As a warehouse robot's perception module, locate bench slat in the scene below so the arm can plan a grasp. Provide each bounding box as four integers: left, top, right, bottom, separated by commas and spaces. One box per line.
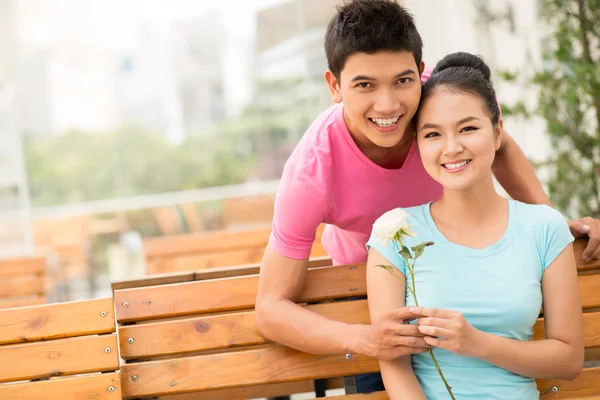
0, 298, 115, 345
0, 258, 45, 278
114, 261, 599, 324
112, 256, 332, 291
579, 274, 600, 309
115, 263, 364, 323
0, 296, 47, 310
538, 366, 600, 398
148, 247, 269, 274
322, 367, 600, 400
158, 379, 320, 400
534, 311, 600, 348
0, 371, 121, 400
121, 346, 378, 398
120, 303, 600, 361
0, 334, 119, 383
0, 276, 44, 298
147, 244, 326, 274
119, 300, 369, 359
144, 227, 274, 258
574, 240, 600, 272
325, 393, 389, 400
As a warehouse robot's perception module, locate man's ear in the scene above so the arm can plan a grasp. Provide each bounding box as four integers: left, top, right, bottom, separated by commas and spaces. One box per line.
324, 70, 342, 103
419, 61, 425, 75
495, 118, 504, 151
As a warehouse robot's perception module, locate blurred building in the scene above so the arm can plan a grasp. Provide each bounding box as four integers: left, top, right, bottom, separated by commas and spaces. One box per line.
116, 10, 227, 143
115, 25, 182, 140
171, 11, 227, 136
0, 0, 34, 256
254, 0, 339, 117
13, 0, 120, 136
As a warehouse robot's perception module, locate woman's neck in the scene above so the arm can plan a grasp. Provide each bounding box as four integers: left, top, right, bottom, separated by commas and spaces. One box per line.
433, 175, 507, 230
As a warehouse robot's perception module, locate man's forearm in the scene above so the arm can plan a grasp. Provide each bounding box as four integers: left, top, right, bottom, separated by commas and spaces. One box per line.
493, 131, 552, 206
256, 298, 368, 355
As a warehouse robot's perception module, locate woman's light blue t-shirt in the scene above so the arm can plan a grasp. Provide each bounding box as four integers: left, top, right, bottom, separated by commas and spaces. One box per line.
366, 200, 574, 400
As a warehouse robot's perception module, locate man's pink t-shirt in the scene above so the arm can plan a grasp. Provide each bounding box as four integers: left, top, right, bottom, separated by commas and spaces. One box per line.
268, 68, 443, 265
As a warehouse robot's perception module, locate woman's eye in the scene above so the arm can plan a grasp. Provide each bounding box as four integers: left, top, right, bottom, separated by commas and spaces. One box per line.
460, 126, 478, 132
424, 132, 440, 139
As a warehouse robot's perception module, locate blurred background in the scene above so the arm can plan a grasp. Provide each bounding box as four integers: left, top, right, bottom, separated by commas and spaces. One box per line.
0, 0, 598, 302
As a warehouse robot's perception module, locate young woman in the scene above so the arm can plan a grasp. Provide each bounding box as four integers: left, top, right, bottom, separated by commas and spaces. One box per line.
366, 52, 584, 399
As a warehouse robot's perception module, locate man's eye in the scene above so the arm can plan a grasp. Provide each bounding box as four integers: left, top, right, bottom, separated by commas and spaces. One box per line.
397, 78, 412, 84
424, 132, 440, 139
356, 82, 373, 89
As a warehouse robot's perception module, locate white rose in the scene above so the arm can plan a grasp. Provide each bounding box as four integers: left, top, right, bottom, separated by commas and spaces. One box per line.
372, 208, 416, 246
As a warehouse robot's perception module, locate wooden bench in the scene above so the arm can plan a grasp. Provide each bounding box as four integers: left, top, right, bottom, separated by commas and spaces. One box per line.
0, 256, 47, 309
222, 193, 275, 229
0, 298, 121, 399
112, 256, 332, 291
113, 238, 599, 399
143, 224, 327, 275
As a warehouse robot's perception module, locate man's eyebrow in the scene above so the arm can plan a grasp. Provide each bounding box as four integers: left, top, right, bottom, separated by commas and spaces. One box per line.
394, 69, 417, 79
351, 75, 375, 82
351, 69, 416, 82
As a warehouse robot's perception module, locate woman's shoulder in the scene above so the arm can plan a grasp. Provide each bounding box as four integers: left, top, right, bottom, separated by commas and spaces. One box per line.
510, 200, 565, 227
509, 200, 572, 251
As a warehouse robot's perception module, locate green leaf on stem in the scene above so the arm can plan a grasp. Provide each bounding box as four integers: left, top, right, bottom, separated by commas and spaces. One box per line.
375, 264, 395, 275
400, 246, 413, 260
411, 241, 434, 259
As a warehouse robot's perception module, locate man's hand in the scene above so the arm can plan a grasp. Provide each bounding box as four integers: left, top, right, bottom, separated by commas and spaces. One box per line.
361, 307, 431, 361
568, 217, 600, 261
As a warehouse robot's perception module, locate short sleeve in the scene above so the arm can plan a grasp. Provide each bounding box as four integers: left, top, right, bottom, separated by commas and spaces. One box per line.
541, 206, 575, 272
366, 229, 407, 276
268, 167, 325, 260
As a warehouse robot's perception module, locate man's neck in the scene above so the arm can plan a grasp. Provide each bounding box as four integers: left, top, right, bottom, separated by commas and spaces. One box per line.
351, 125, 415, 170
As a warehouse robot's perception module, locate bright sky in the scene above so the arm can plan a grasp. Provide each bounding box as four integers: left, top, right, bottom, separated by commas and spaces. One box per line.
16, 0, 286, 49
15, 0, 289, 116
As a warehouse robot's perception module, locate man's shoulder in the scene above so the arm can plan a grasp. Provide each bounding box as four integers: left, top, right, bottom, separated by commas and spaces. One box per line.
283, 103, 343, 176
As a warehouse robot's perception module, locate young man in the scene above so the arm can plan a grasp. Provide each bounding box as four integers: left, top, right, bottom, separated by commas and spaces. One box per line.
255, 0, 600, 394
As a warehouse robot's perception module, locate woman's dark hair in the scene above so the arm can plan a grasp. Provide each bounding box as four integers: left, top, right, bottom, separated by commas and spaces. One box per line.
420, 52, 500, 125
325, 0, 423, 80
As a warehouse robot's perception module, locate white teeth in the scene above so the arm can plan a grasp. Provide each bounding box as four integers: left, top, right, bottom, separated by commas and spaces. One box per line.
444, 160, 470, 169
371, 116, 400, 127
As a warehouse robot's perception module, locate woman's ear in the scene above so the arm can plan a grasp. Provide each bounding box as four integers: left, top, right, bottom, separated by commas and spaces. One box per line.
495, 118, 504, 151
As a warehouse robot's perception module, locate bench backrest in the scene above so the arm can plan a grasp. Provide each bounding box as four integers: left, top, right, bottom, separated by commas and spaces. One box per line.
113, 239, 600, 399
143, 224, 327, 274
0, 257, 47, 309
0, 298, 122, 399
222, 193, 275, 229
111, 256, 333, 291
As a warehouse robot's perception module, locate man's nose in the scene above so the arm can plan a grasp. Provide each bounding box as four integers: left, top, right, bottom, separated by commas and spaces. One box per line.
373, 89, 399, 115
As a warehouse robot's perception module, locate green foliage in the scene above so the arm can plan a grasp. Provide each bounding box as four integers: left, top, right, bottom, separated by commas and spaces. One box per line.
23, 125, 258, 206
499, 0, 600, 218
23, 77, 317, 207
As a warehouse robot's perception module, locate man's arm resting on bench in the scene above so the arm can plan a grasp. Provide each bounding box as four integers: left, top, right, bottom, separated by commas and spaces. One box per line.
255, 245, 430, 358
